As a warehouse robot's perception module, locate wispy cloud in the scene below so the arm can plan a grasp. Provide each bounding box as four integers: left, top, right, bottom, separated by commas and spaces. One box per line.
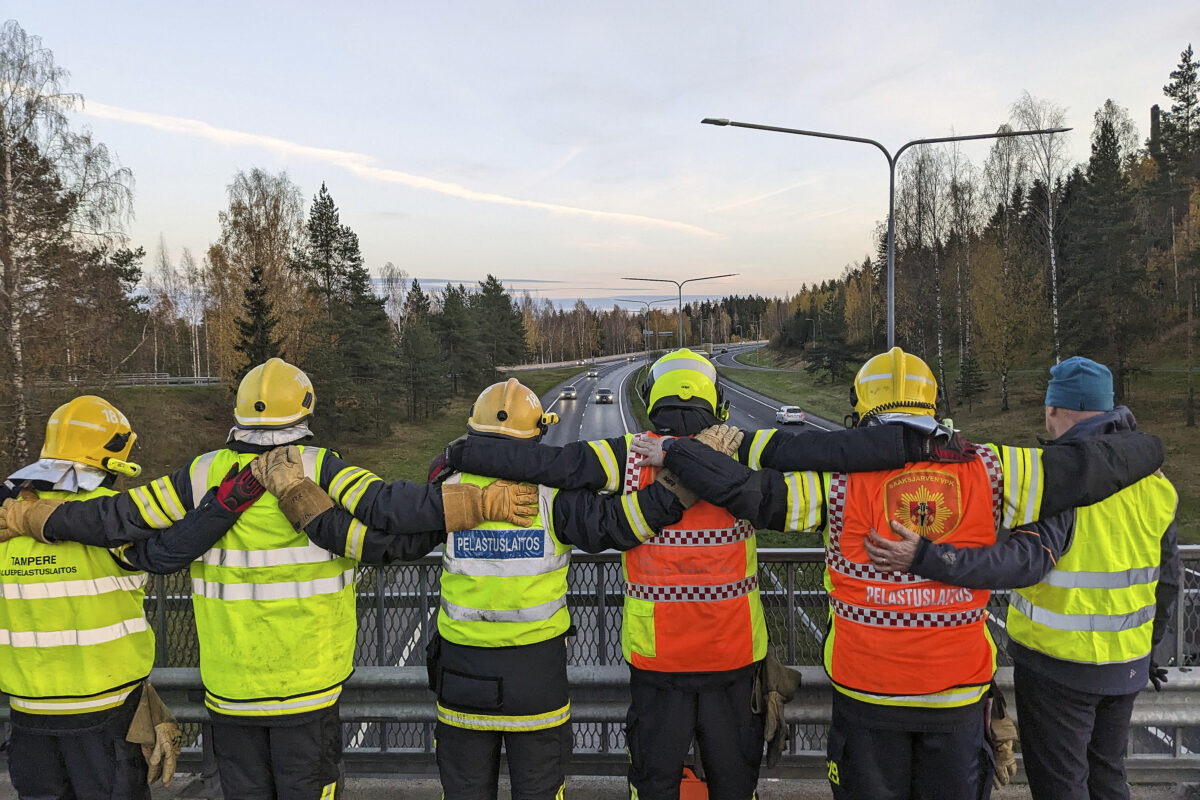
712, 178, 820, 212
83, 101, 719, 238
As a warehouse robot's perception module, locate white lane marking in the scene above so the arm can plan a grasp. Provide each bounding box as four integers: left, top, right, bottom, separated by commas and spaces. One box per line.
617, 364, 633, 434
348, 604, 437, 748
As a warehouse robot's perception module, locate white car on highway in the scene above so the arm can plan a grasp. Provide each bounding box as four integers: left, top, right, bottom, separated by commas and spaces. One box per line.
560, 386, 578, 400
775, 406, 805, 425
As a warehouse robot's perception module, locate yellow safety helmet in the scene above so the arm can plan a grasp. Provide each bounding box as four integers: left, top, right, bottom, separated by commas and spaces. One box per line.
849, 347, 938, 425
40, 395, 142, 477
639, 348, 729, 420
468, 379, 559, 439
234, 358, 315, 430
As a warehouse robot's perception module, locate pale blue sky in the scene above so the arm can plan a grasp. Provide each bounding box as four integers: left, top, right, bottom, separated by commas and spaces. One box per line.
7, 1, 1199, 305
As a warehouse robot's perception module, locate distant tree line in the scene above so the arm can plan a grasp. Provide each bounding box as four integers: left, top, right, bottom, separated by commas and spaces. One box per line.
771, 45, 1200, 419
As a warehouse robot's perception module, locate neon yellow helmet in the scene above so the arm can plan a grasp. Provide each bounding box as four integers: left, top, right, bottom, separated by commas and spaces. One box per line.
40, 396, 141, 477
234, 358, 315, 430
639, 348, 729, 420
468, 379, 559, 439
850, 347, 938, 424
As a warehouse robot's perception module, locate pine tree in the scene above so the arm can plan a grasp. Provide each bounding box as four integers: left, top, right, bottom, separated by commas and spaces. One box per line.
437, 283, 484, 396
956, 350, 988, 411
1161, 44, 1199, 181
472, 275, 527, 370
399, 280, 447, 419
234, 261, 283, 379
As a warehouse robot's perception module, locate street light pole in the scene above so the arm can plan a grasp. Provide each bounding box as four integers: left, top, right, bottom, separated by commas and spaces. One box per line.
700, 118, 1070, 349
622, 273, 738, 347
616, 298, 675, 363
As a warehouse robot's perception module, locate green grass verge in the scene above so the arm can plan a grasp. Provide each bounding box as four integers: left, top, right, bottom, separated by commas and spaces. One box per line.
720, 348, 1200, 544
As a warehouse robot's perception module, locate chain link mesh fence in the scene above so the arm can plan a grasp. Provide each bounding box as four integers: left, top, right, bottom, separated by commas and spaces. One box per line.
144, 547, 1200, 763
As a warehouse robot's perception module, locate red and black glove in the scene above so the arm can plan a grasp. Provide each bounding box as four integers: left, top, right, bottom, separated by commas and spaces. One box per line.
215, 464, 266, 512
904, 427, 975, 464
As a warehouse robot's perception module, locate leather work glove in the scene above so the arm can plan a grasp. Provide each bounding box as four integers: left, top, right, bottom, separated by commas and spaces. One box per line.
1149, 661, 1168, 691
441, 481, 540, 531
0, 491, 64, 544
655, 469, 699, 509
988, 687, 1019, 788
250, 445, 306, 497
694, 424, 743, 457
214, 463, 266, 512
126, 681, 182, 787
755, 647, 802, 768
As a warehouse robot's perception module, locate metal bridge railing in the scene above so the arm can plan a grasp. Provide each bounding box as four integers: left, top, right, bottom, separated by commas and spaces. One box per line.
6, 547, 1196, 778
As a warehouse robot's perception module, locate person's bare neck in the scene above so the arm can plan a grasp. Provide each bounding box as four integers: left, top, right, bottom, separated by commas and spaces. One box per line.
1046, 407, 1105, 439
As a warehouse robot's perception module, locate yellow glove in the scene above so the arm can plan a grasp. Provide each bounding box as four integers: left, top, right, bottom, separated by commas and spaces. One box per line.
250, 445, 306, 497
483, 480, 539, 527
694, 424, 743, 456
442, 481, 540, 531
0, 495, 63, 544
991, 714, 1018, 788
145, 720, 182, 787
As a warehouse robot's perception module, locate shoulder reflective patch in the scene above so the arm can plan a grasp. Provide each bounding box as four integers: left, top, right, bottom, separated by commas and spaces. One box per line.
881, 470, 963, 543
450, 529, 547, 559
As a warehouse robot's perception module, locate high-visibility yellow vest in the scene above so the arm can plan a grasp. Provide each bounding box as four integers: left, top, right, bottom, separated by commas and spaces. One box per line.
188, 446, 357, 717
0, 487, 153, 715
437, 473, 571, 648
1008, 473, 1176, 665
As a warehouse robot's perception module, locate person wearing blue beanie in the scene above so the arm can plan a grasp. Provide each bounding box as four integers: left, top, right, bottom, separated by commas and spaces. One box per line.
1045, 356, 1115, 412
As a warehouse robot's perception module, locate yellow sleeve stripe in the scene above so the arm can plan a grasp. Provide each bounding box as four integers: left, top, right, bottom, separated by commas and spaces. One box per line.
1000, 446, 1045, 528
621, 492, 655, 542
346, 519, 368, 561
342, 475, 382, 514
588, 441, 620, 493
748, 429, 776, 469
329, 467, 367, 502
783, 471, 822, 533
130, 485, 171, 529
150, 477, 186, 521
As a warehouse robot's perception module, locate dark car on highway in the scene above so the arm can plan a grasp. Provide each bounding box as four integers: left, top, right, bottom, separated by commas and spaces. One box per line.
595, 388, 614, 404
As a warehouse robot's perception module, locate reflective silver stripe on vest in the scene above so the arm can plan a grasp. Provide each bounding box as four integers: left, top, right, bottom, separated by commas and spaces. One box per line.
648, 520, 755, 547
190, 447, 319, 504
0, 573, 147, 600
1039, 565, 1160, 590
1009, 594, 1156, 632
200, 542, 338, 569
439, 595, 567, 623
190, 452, 218, 505
831, 599, 987, 628
444, 527, 568, 578
0, 616, 150, 648
625, 575, 758, 603
191, 567, 355, 602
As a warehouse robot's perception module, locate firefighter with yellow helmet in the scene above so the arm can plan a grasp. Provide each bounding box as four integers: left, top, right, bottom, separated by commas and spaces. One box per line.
442, 349, 984, 800
253, 377, 689, 800
0, 396, 265, 799
3, 359, 537, 800
632, 347, 1165, 799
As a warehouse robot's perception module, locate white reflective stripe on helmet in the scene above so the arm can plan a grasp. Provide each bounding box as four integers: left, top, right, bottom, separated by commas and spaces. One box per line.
652, 354, 717, 382
439, 595, 566, 623
191, 567, 355, 602
0, 573, 147, 600
1040, 565, 1160, 590
1009, 593, 1156, 632
0, 616, 149, 648
200, 542, 338, 569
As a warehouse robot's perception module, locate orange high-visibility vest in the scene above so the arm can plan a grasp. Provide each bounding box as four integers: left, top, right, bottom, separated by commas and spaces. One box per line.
620, 434, 767, 673
824, 458, 998, 698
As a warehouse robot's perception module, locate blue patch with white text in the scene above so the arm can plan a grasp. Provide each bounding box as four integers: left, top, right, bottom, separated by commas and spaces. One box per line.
451, 529, 546, 559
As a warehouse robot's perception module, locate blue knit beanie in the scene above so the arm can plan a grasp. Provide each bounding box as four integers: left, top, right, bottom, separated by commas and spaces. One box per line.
1045, 356, 1114, 411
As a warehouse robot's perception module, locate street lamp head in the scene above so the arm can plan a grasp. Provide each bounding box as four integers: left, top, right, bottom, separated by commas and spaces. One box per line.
701, 118, 730, 126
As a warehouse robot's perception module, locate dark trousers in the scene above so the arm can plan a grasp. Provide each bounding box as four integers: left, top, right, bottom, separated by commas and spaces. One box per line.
826, 695, 990, 800
625, 665, 765, 800
1014, 663, 1138, 800
5, 710, 150, 800
210, 704, 342, 800
435, 720, 571, 800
